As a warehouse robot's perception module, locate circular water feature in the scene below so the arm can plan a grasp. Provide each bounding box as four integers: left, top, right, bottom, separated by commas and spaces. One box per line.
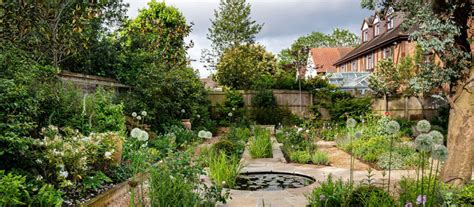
233, 171, 315, 191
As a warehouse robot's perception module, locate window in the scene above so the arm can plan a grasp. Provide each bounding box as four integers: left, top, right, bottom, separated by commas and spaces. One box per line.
363, 30, 368, 42
341, 65, 346, 72
375, 24, 380, 36
387, 17, 394, 30
366, 54, 374, 70
383, 47, 392, 59
351, 61, 358, 71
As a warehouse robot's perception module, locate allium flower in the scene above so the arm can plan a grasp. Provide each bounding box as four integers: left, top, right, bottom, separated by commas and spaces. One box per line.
196, 114, 201, 118
104, 151, 113, 159
228, 112, 233, 117
138, 130, 149, 142
405, 202, 413, 207
205, 131, 213, 139
232, 107, 236, 111
136, 115, 142, 120
181, 109, 186, 113
415, 134, 434, 152
416, 120, 431, 133
131, 128, 142, 138
320, 194, 326, 201
132, 112, 137, 117
416, 195, 427, 205
141, 111, 147, 116
59, 170, 69, 178
432, 144, 448, 161
198, 130, 207, 138
386, 120, 400, 135
429, 130, 444, 145
346, 118, 357, 128
354, 131, 362, 139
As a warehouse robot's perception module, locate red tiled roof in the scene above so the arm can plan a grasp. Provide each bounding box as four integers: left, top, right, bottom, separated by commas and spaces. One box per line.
310, 47, 353, 73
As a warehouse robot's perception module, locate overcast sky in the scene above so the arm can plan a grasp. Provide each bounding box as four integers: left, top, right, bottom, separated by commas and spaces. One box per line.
123, 0, 372, 77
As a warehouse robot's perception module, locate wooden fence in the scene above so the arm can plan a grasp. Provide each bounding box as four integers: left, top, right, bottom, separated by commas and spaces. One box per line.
207, 90, 313, 117
372, 96, 446, 120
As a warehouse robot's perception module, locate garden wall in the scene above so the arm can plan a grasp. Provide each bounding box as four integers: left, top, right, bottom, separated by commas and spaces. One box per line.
58, 70, 130, 93
208, 90, 313, 117
372, 96, 446, 120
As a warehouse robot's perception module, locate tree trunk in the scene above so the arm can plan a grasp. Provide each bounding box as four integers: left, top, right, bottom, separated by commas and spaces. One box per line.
441, 69, 474, 185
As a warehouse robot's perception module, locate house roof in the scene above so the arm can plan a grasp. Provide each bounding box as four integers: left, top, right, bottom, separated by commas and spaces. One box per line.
360, 16, 375, 30
310, 47, 353, 73
334, 24, 414, 66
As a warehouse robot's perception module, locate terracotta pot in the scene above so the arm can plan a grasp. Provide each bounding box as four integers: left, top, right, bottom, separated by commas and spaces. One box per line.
182, 119, 191, 130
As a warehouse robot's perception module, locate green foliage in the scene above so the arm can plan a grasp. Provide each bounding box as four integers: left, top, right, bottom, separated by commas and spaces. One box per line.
397, 176, 445, 207
347, 185, 395, 207
0, 171, 29, 206
311, 151, 330, 165
455, 182, 474, 205
212, 90, 247, 126
306, 175, 353, 207
290, 150, 312, 164
351, 135, 388, 163
212, 140, 237, 156
164, 125, 197, 146
248, 127, 273, 158
203, 0, 263, 70
311, 89, 371, 125
82, 171, 112, 192
32, 184, 63, 207
208, 151, 242, 188
216, 44, 279, 90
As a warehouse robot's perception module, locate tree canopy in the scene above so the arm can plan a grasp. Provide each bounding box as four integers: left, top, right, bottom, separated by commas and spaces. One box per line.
216, 44, 278, 90
202, 0, 263, 71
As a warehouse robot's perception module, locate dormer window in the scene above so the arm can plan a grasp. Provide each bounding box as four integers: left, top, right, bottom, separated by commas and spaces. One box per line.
375, 24, 380, 36
363, 30, 368, 42
387, 17, 394, 30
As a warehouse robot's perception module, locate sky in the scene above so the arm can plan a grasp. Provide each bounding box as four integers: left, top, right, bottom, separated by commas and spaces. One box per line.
123, 0, 372, 77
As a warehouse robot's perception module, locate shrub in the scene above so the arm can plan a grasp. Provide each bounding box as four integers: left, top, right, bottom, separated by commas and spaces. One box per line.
397, 176, 445, 207
32, 184, 63, 207
208, 151, 242, 188
0, 171, 29, 206
455, 182, 474, 205
306, 175, 352, 207
164, 125, 196, 146
248, 127, 273, 158
312, 151, 330, 165
290, 150, 311, 163
347, 185, 395, 207
351, 135, 389, 163
149, 166, 202, 206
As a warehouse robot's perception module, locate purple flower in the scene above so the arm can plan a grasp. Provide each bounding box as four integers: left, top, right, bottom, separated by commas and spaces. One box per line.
405, 202, 413, 207
319, 194, 326, 201
416, 195, 427, 205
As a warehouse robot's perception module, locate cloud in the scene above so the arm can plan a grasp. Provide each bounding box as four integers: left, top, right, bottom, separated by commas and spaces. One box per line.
124, 0, 372, 77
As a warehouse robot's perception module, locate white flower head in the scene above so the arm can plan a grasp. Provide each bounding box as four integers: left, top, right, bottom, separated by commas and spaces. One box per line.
59, 169, 69, 178
136, 115, 142, 120
297, 127, 303, 133
204, 131, 213, 139
104, 151, 113, 159
198, 130, 207, 138
416, 120, 431, 133
386, 120, 400, 135
228, 112, 233, 117
305, 129, 309, 133
432, 144, 448, 161
132, 112, 137, 117
181, 109, 186, 113
354, 131, 362, 139
232, 107, 236, 111
138, 130, 149, 142
415, 133, 434, 152
196, 114, 201, 118
429, 130, 444, 145
131, 128, 142, 138
346, 118, 357, 128
141, 111, 147, 116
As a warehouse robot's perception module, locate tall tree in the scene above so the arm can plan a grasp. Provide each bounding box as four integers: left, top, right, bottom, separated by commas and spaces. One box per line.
278, 28, 359, 70
1, 0, 127, 68
361, 0, 472, 185
202, 0, 263, 71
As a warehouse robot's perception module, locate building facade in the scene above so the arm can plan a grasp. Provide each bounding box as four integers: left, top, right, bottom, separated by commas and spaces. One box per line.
334, 9, 416, 72
305, 47, 352, 78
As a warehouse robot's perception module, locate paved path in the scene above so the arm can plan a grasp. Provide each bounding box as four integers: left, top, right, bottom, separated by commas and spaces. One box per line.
222, 140, 416, 207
